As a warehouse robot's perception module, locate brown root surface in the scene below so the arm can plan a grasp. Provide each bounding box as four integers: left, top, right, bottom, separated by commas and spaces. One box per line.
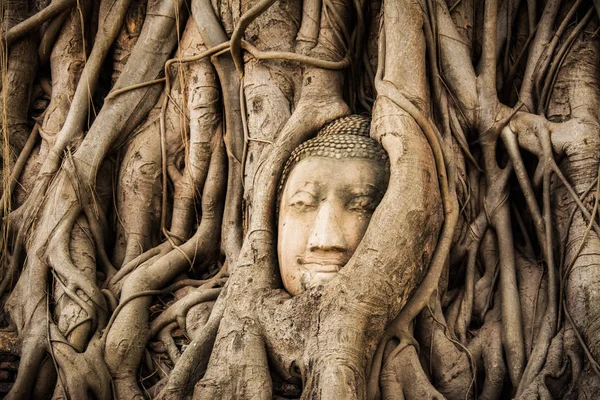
3, 0, 600, 399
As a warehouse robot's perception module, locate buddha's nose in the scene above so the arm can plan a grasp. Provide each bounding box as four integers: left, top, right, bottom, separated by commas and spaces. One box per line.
307, 202, 348, 253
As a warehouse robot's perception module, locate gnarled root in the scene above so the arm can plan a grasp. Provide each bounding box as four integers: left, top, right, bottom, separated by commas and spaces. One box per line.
380, 343, 444, 400
416, 295, 473, 399
4, 294, 48, 400
468, 318, 506, 400
158, 292, 225, 399
149, 272, 225, 338
0, 0, 38, 199
516, 324, 582, 399
50, 330, 112, 400
103, 133, 226, 399
113, 110, 173, 267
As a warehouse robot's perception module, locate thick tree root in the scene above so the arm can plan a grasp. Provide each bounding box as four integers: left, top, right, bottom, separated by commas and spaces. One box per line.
104, 131, 226, 398
50, 330, 112, 400
4, 0, 600, 398
149, 269, 226, 338
417, 295, 473, 400
516, 325, 582, 399
381, 344, 444, 400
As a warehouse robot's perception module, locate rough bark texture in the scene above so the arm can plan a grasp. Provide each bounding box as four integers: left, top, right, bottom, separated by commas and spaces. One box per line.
1, 0, 600, 399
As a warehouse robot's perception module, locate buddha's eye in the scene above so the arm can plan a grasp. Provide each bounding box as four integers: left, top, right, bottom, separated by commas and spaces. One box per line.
347, 195, 376, 212
288, 192, 317, 212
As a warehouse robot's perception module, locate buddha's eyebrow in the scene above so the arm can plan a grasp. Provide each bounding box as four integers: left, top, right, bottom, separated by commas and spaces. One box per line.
289, 180, 320, 190
340, 183, 382, 197
287, 181, 321, 196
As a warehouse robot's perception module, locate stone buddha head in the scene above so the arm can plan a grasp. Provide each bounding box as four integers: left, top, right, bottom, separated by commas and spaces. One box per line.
277, 115, 390, 296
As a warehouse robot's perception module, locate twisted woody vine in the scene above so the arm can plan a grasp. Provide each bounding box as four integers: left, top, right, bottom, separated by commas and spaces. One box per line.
1, 0, 600, 399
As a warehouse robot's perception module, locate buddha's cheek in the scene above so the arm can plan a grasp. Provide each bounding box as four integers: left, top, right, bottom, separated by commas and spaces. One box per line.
278, 218, 313, 295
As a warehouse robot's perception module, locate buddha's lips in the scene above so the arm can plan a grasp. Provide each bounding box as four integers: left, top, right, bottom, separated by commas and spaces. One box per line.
297, 258, 346, 273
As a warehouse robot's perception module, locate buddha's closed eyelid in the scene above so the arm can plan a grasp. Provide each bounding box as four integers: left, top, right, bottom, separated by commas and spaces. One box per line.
287, 191, 318, 211
288, 189, 318, 200
340, 184, 383, 200
346, 194, 378, 212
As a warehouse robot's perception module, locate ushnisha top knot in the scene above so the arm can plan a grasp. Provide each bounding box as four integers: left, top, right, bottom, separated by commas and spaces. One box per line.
278, 115, 390, 207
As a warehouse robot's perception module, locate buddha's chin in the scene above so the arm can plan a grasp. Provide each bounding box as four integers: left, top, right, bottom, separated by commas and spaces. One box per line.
301, 270, 339, 290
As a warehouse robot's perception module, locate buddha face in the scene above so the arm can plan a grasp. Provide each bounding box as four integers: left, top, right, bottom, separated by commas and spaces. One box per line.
277, 156, 388, 296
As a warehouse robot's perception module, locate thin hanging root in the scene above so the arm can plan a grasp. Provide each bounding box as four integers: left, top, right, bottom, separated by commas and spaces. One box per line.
564, 302, 600, 378
0, 123, 39, 220
190, 0, 351, 265
0, 224, 26, 298
551, 159, 600, 237
538, 7, 594, 113
502, 127, 545, 247
503, 22, 539, 92
560, 166, 600, 292
456, 167, 511, 342
532, 0, 584, 100
477, 49, 528, 392
374, 79, 455, 312
5, 0, 135, 239
170, 27, 221, 241
229, 0, 277, 75
4, 0, 77, 45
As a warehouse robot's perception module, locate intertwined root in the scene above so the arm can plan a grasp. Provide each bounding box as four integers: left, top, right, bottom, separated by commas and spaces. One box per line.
4, 0, 600, 399
416, 296, 473, 400
381, 345, 445, 400
50, 331, 113, 400
516, 325, 583, 400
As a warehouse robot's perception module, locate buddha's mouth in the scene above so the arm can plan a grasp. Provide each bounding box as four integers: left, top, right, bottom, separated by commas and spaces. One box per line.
297, 257, 346, 273
302, 263, 342, 273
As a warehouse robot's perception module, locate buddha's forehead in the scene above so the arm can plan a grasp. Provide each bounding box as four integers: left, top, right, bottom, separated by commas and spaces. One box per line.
283, 157, 387, 194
